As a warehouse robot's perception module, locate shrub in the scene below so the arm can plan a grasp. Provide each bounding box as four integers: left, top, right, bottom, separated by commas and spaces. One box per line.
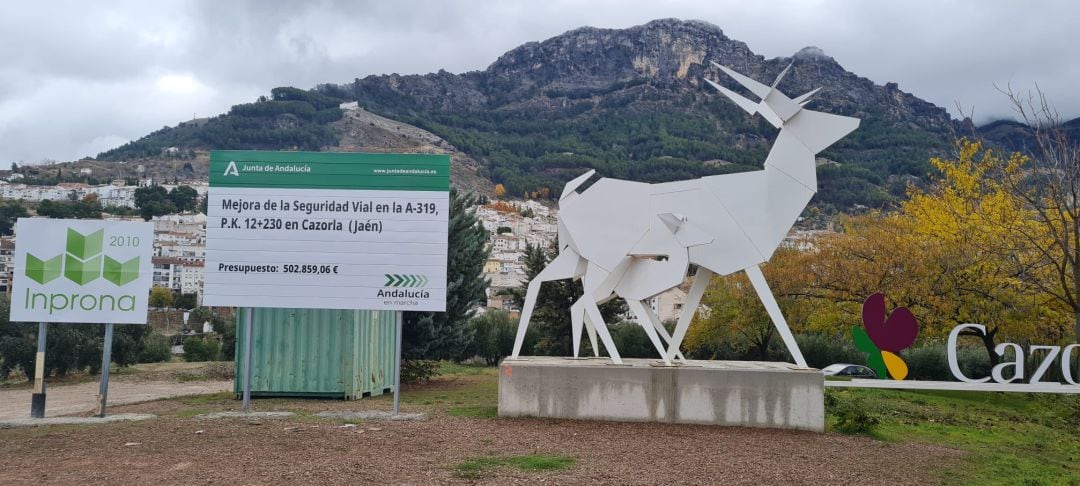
137, 332, 172, 363
903, 344, 950, 380
465, 310, 517, 364
401, 359, 441, 384
0, 334, 34, 378
183, 336, 221, 362
607, 321, 661, 359
795, 333, 864, 369
954, 346, 993, 381
825, 389, 881, 434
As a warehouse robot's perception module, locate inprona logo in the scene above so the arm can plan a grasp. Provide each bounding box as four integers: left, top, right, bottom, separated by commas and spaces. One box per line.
22, 228, 141, 314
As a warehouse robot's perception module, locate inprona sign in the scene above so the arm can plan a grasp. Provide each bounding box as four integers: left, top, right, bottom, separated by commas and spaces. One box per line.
10, 219, 154, 324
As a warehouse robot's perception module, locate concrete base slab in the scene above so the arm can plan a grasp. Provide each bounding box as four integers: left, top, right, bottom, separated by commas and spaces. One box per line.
0, 413, 156, 429
499, 357, 824, 432
197, 411, 295, 419
315, 411, 427, 421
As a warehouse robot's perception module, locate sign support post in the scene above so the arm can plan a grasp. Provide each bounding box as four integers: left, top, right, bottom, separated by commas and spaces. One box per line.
30, 322, 48, 418
96, 323, 114, 417
393, 310, 402, 417
242, 307, 254, 413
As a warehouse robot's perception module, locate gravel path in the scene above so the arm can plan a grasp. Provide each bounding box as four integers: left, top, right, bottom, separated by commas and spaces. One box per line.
0, 380, 233, 420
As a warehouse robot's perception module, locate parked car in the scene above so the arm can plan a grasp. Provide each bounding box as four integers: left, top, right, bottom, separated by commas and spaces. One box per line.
821, 363, 877, 379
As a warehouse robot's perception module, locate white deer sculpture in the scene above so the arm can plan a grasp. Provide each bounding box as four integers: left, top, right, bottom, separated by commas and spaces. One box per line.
510, 63, 860, 367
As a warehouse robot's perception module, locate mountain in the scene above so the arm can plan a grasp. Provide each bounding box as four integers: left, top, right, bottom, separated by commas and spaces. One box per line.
977, 117, 1080, 155
100, 18, 972, 211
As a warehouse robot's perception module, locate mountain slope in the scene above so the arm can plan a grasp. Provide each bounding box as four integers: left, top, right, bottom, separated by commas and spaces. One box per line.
101, 18, 965, 210
331, 19, 957, 210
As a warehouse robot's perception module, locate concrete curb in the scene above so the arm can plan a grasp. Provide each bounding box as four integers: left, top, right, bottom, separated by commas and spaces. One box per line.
196, 411, 295, 419
315, 411, 427, 421
0, 413, 156, 429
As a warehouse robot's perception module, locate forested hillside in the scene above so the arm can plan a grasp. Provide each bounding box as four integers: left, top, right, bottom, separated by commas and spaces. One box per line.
95, 18, 1057, 212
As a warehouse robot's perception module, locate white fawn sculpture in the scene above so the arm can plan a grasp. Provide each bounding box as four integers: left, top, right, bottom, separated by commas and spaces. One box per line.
510, 63, 860, 367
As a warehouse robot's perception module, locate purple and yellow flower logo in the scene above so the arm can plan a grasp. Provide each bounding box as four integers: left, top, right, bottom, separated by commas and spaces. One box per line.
852, 293, 919, 380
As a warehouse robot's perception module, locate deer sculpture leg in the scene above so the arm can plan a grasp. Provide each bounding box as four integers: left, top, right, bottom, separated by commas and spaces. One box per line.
570, 264, 628, 364
744, 265, 808, 368
625, 299, 674, 364
569, 299, 600, 358
511, 249, 585, 358
572, 295, 622, 364
626, 299, 686, 363
664, 267, 713, 363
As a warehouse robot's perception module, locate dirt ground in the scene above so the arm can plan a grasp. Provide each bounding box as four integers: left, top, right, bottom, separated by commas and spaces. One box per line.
0, 416, 960, 485
0, 372, 963, 485
0, 362, 233, 420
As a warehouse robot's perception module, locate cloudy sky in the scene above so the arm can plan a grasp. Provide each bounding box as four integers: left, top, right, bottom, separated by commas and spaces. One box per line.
1, 0, 1076, 165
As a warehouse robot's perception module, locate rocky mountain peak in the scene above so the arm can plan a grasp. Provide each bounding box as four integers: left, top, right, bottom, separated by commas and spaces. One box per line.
484, 18, 758, 93
793, 46, 832, 62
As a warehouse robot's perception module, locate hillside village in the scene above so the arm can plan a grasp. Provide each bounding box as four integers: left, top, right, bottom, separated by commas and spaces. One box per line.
0, 179, 209, 306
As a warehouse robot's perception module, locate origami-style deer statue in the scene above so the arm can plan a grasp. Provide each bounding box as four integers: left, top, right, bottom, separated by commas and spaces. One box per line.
510, 63, 860, 367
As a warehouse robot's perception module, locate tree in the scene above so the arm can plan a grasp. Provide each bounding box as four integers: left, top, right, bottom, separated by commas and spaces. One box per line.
0, 200, 28, 235
169, 185, 198, 212
36, 199, 72, 219
792, 143, 1072, 364
989, 90, 1080, 343
134, 185, 176, 220
173, 292, 198, 310
402, 188, 490, 360
494, 183, 506, 198
149, 287, 174, 309
685, 250, 812, 361
149, 286, 175, 334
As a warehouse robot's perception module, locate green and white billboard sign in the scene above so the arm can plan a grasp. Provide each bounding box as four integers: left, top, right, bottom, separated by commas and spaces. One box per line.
204, 150, 450, 311
11, 219, 154, 324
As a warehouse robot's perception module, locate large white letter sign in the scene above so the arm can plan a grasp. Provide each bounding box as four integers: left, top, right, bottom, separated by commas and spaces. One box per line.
948, 324, 991, 384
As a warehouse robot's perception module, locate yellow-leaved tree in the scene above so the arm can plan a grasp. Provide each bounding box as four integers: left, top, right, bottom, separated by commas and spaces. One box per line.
802, 140, 1070, 361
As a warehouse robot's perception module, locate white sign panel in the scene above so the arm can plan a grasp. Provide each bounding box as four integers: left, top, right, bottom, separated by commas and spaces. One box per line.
204, 151, 450, 311
11, 219, 154, 324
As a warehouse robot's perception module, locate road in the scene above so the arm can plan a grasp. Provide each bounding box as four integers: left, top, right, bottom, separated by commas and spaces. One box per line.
825, 378, 1080, 394
0, 379, 233, 420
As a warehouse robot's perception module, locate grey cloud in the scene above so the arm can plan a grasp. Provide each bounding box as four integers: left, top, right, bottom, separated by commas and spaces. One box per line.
1, 0, 1077, 164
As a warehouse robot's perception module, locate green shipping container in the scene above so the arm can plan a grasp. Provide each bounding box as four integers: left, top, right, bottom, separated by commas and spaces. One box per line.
233, 308, 398, 399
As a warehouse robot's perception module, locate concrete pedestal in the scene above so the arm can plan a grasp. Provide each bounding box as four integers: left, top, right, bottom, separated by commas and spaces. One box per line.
499, 357, 823, 432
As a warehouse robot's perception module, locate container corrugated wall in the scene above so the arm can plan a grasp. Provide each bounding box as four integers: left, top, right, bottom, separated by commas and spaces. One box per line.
233, 308, 398, 399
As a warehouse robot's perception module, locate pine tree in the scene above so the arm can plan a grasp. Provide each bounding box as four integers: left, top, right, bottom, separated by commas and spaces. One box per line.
403, 188, 490, 360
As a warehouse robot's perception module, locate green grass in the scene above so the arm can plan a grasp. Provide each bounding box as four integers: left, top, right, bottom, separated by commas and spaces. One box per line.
436, 362, 496, 376
826, 388, 1080, 484
453, 454, 575, 479
397, 365, 498, 410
